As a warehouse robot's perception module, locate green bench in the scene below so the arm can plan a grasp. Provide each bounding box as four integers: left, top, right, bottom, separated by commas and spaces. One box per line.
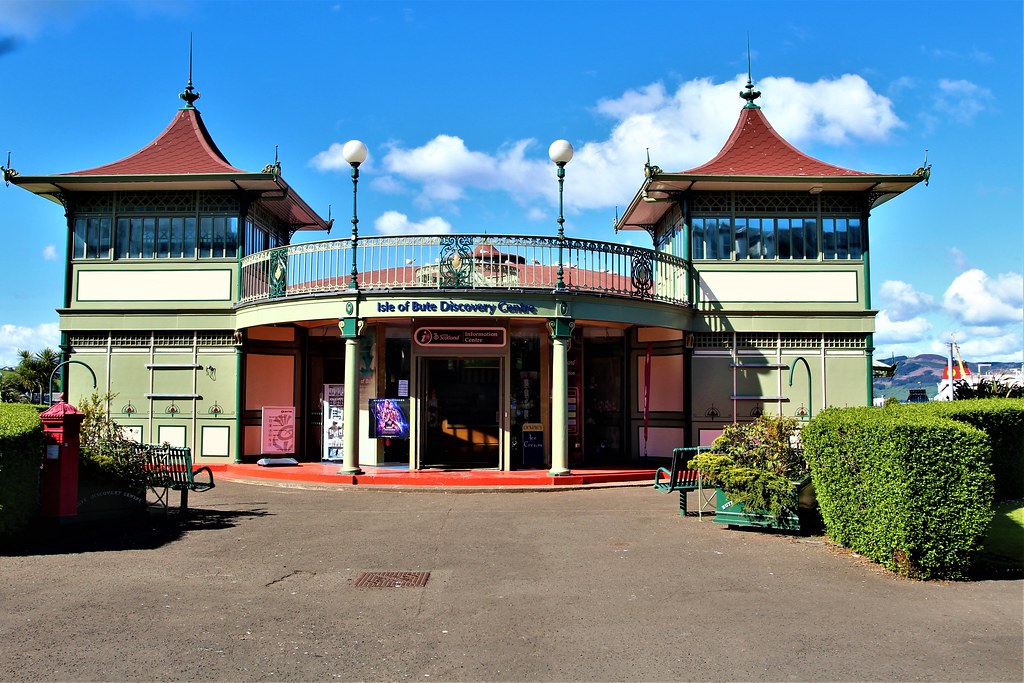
138, 444, 215, 512
653, 446, 715, 517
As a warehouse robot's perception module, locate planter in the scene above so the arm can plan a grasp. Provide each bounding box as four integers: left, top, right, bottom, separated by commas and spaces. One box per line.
713, 476, 814, 531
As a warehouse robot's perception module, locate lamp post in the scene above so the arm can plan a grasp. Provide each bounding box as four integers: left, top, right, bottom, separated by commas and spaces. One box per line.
548, 140, 573, 290
342, 140, 368, 289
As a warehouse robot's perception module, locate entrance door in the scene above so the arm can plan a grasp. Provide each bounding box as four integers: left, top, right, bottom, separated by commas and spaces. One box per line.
421, 357, 501, 469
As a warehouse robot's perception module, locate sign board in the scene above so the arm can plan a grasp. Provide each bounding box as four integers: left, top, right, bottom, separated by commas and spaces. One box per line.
522, 422, 545, 467
369, 398, 411, 439
262, 406, 296, 455
322, 384, 344, 462
414, 327, 506, 348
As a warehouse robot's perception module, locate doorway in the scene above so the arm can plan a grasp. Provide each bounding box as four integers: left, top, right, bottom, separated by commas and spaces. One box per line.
421, 357, 502, 469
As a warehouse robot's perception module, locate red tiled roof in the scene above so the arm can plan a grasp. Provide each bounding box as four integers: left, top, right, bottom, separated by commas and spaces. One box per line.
65, 107, 246, 176
683, 107, 872, 177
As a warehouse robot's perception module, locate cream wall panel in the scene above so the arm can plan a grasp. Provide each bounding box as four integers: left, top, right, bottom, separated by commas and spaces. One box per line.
245, 354, 294, 409
635, 354, 684, 412
699, 271, 858, 302
77, 270, 232, 301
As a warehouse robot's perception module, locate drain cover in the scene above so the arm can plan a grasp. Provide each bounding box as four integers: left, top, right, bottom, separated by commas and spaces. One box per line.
354, 571, 430, 588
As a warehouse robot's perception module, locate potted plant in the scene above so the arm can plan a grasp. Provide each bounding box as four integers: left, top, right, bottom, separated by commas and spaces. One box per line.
687, 414, 815, 531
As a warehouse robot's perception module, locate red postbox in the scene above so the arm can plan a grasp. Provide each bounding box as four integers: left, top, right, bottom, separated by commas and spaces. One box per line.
40, 400, 85, 519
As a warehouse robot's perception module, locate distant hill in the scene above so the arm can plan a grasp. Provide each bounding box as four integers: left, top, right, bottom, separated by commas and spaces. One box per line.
873, 354, 1021, 402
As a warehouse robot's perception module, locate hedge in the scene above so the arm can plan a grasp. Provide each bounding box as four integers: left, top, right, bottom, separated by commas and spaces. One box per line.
900, 398, 1024, 500
0, 403, 44, 536
802, 406, 994, 580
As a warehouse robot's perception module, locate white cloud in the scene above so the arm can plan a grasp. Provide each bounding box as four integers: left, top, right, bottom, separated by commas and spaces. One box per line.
948, 246, 969, 271
373, 211, 452, 235
943, 269, 1023, 326
878, 280, 935, 321
42, 244, 57, 261
928, 332, 1023, 364
937, 79, 991, 124
310, 73, 903, 215
875, 310, 932, 344
0, 322, 61, 368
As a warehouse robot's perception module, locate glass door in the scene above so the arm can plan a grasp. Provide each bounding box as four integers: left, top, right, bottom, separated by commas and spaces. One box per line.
421, 357, 502, 469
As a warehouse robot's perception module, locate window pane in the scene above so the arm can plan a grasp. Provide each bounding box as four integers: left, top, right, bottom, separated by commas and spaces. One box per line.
116, 218, 129, 259
73, 218, 87, 259
734, 219, 748, 259
804, 218, 818, 259
762, 219, 776, 258
777, 219, 791, 259
717, 218, 732, 259
786, 220, 802, 260
169, 218, 184, 258
848, 218, 862, 258
822, 218, 836, 259
691, 219, 706, 259
199, 217, 213, 257
157, 218, 171, 258
142, 218, 156, 258
225, 217, 238, 258
836, 218, 849, 259
183, 217, 197, 258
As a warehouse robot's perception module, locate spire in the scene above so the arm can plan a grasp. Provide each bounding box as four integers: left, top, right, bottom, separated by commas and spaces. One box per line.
179, 33, 201, 109
740, 35, 761, 109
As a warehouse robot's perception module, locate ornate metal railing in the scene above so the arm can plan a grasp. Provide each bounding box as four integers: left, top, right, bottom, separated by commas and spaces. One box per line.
239, 234, 692, 306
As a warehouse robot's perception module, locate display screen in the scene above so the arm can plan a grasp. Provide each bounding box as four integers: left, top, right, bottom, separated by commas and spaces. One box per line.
368, 398, 411, 439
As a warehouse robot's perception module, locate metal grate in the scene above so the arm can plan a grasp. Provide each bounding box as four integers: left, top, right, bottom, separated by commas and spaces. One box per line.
354, 571, 430, 588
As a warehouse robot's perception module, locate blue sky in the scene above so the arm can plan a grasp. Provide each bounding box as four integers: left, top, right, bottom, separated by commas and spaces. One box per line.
0, 0, 1021, 367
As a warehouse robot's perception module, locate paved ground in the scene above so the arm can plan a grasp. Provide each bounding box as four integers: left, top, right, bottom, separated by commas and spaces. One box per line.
1, 481, 1021, 682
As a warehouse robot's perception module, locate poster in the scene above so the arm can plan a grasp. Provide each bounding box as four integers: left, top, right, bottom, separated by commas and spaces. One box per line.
261, 406, 296, 454
368, 398, 410, 439
322, 384, 344, 462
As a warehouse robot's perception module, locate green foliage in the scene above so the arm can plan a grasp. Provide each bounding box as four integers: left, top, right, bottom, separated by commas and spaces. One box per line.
4, 348, 61, 402
0, 403, 44, 536
688, 415, 807, 521
954, 378, 1024, 400
902, 398, 1024, 500
802, 407, 995, 580
77, 391, 147, 489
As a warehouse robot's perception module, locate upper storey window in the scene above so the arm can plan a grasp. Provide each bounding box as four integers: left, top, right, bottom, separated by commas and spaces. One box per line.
679, 191, 865, 261
70, 191, 280, 260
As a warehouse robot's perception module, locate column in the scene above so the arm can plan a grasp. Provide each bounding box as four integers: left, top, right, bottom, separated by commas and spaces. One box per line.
548, 317, 574, 476
339, 319, 362, 475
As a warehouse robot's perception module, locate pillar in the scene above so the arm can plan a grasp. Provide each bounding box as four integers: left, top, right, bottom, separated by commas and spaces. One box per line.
548, 316, 574, 476
339, 317, 362, 475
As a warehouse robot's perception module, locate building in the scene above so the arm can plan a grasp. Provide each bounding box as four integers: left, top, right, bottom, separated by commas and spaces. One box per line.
6, 73, 926, 474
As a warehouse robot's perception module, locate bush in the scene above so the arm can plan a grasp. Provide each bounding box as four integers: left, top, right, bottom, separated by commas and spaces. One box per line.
803, 406, 994, 580
77, 391, 147, 490
688, 414, 807, 520
903, 398, 1024, 500
0, 403, 44, 536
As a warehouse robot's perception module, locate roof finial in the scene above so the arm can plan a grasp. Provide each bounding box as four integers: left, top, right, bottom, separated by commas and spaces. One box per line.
179, 33, 201, 109
740, 34, 761, 109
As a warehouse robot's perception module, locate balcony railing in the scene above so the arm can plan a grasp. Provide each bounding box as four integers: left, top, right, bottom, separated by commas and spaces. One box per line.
239, 234, 692, 307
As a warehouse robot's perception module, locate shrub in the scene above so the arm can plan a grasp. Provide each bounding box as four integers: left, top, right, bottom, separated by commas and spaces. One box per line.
0, 403, 44, 536
688, 414, 807, 520
77, 391, 147, 490
803, 406, 994, 580
903, 398, 1024, 500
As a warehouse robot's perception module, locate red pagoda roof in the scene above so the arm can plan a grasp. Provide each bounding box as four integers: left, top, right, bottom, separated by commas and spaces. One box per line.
67, 107, 245, 176
682, 106, 873, 178
9, 88, 331, 232
616, 79, 926, 232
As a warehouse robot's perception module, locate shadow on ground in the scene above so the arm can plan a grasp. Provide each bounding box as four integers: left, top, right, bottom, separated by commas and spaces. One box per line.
1, 505, 271, 557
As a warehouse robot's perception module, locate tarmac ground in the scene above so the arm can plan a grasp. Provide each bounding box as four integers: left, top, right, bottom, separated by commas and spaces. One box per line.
1, 480, 1021, 682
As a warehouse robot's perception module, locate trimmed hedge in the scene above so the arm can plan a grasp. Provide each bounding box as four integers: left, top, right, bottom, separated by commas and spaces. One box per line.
0, 403, 44, 536
802, 406, 994, 580
900, 398, 1024, 500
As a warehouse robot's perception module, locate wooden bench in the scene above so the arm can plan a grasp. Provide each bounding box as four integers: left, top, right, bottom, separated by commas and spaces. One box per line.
137, 444, 215, 512
653, 446, 715, 517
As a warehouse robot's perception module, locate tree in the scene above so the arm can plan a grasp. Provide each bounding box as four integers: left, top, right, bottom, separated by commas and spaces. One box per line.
11, 348, 61, 402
